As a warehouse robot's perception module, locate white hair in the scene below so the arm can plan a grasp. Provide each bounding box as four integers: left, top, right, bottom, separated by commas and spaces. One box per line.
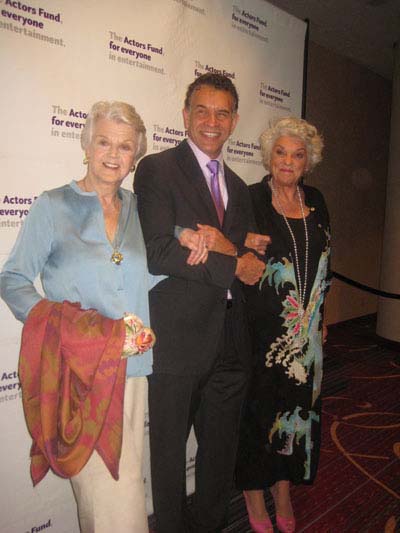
81, 101, 147, 162
260, 116, 323, 172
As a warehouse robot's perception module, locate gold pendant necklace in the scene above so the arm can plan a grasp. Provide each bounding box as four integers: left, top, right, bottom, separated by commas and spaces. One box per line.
81, 178, 123, 265
111, 249, 123, 265
110, 217, 123, 265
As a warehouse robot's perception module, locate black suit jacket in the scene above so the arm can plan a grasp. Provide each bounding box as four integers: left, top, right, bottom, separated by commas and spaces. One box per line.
134, 140, 256, 375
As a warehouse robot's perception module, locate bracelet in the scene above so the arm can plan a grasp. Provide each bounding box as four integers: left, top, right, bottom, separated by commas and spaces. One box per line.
121, 313, 156, 358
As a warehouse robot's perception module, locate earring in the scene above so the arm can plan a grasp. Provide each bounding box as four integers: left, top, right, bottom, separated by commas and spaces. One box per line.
83, 156, 89, 165
130, 165, 136, 172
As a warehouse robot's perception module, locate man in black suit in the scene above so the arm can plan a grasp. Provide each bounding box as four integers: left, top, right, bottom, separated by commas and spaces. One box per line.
135, 74, 266, 533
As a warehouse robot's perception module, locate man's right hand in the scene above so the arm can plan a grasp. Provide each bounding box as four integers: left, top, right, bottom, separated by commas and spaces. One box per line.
178, 228, 209, 265
235, 252, 265, 285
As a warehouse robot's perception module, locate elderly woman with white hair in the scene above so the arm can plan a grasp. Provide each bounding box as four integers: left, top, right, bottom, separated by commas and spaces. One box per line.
0, 101, 156, 533
235, 117, 331, 533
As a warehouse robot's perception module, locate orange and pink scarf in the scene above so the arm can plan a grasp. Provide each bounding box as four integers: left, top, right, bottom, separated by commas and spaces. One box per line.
19, 299, 126, 485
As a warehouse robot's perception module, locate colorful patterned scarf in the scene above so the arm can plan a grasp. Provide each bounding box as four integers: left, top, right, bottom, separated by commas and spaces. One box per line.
19, 299, 126, 485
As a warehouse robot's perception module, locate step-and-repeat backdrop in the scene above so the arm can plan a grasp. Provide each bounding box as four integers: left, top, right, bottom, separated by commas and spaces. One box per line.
0, 1, 306, 531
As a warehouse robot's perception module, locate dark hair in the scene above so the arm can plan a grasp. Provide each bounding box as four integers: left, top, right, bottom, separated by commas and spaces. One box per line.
184, 73, 239, 112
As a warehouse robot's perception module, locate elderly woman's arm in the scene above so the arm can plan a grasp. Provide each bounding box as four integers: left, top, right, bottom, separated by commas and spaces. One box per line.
0, 194, 53, 322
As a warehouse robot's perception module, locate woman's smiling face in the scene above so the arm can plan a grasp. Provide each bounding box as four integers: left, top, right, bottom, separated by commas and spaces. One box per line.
85, 118, 138, 186
270, 135, 308, 187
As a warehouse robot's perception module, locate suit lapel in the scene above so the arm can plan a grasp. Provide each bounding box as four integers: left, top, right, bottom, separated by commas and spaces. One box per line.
261, 177, 294, 252
222, 163, 237, 233
263, 178, 313, 253
176, 140, 221, 227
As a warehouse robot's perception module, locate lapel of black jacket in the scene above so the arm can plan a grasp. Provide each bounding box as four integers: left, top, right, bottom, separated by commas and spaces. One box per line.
262, 177, 326, 251
262, 176, 294, 253
221, 162, 238, 235
175, 140, 222, 228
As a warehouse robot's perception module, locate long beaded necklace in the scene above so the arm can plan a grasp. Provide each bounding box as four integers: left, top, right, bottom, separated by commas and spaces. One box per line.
270, 179, 309, 320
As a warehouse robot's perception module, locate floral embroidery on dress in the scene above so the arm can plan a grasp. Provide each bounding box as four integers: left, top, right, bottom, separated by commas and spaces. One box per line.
235, 182, 332, 488
269, 406, 320, 480
261, 231, 330, 406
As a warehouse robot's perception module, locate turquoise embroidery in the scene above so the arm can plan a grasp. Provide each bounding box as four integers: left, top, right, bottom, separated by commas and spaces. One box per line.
262, 239, 330, 406
260, 226, 330, 482
269, 406, 320, 480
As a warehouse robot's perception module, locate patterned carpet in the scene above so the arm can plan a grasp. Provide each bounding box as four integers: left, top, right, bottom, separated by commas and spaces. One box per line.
223, 314, 400, 533
150, 315, 400, 532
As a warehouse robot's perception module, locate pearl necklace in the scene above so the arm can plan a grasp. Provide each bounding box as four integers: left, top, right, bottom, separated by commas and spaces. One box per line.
270, 179, 309, 320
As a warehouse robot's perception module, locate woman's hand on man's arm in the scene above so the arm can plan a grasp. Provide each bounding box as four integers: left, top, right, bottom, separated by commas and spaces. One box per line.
244, 232, 271, 255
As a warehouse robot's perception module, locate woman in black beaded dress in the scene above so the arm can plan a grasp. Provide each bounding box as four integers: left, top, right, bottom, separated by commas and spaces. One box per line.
236, 117, 331, 533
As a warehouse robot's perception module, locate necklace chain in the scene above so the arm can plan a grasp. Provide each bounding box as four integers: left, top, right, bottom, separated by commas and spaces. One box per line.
109, 209, 123, 266
270, 180, 309, 319
81, 178, 123, 265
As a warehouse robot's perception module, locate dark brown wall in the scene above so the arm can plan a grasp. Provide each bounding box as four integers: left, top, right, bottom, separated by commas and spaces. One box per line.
304, 41, 392, 323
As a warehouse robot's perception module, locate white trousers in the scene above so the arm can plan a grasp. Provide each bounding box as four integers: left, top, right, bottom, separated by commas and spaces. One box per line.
70, 376, 149, 533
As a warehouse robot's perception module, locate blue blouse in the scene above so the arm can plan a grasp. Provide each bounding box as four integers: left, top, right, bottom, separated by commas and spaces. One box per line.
0, 180, 155, 377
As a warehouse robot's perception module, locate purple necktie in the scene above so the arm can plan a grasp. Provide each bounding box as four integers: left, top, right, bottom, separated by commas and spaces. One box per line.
207, 159, 224, 225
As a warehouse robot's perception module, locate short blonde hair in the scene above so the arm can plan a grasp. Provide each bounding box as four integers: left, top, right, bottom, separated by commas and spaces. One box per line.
81, 101, 147, 162
260, 116, 323, 172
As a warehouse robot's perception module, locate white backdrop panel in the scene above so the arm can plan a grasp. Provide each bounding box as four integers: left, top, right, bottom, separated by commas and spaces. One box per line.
0, 1, 306, 531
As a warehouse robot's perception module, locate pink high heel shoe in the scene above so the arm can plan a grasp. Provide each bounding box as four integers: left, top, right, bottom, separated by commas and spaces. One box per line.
276, 514, 296, 533
270, 484, 296, 532
243, 491, 273, 533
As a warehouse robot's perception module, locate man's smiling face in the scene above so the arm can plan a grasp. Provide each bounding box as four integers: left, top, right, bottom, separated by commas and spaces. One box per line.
183, 85, 238, 159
